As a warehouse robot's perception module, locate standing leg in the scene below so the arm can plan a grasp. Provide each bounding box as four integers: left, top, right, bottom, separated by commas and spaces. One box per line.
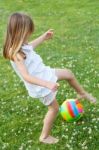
55, 68, 96, 103
39, 99, 59, 144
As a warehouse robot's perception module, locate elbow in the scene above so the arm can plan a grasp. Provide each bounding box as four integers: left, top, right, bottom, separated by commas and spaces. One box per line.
23, 74, 31, 83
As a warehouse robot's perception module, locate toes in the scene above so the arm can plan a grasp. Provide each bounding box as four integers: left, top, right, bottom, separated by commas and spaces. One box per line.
77, 93, 96, 103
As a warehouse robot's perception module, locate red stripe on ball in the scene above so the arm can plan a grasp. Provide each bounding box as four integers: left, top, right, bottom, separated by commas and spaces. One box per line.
67, 101, 75, 118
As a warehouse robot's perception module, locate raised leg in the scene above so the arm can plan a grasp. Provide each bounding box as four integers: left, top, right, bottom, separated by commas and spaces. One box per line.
55, 68, 96, 103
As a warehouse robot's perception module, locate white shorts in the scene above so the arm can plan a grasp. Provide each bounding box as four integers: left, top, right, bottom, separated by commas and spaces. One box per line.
39, 91, 58, 106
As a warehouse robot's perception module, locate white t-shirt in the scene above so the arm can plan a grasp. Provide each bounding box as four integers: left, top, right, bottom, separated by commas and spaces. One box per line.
10, 44, 57, 98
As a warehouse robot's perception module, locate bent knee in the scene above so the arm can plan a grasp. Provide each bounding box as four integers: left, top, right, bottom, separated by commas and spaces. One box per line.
48, 100, 59, 113
54, 105, 59, 113
51, 105, 59, 113
64, 69, 74, 80
49, 104, 59, 113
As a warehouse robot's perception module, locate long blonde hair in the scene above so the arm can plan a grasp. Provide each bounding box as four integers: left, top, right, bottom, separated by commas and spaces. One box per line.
3, 12, 34, 60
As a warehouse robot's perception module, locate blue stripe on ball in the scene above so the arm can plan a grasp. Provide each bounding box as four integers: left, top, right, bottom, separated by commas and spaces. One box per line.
70, 101, 79, 117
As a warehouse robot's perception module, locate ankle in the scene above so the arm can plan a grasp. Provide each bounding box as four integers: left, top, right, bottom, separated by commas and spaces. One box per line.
39, 134, 48, 140
78, 90, 86, 96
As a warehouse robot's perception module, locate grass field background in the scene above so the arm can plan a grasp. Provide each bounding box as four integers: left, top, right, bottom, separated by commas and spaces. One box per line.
0, 0, 99, 149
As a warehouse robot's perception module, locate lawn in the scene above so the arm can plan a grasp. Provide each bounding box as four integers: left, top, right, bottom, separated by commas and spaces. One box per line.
0, 0, 99, 149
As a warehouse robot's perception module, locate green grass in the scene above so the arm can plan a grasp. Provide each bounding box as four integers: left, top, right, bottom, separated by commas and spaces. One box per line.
0, 0, 99, 149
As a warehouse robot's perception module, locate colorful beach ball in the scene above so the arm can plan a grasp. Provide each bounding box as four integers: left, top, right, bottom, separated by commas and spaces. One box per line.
60, 99, 84, 122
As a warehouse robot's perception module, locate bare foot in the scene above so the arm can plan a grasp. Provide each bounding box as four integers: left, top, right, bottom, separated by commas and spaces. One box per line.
77, 92, 96, 103
39, 135, 59, 144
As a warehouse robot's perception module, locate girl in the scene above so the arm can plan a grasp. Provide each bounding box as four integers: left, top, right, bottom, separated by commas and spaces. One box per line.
3, 12, 96, 144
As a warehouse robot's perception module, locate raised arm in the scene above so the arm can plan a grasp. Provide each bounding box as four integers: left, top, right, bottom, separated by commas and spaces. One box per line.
13, 54, 59, 92
29, 29, 54, 49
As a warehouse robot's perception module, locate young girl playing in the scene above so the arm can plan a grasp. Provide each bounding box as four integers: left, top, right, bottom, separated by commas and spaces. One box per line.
3, 12, 96, 144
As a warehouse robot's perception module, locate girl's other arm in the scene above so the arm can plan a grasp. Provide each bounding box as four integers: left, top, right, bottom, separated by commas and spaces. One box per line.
29, 29, 54, 49
13, 54, 59, 92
